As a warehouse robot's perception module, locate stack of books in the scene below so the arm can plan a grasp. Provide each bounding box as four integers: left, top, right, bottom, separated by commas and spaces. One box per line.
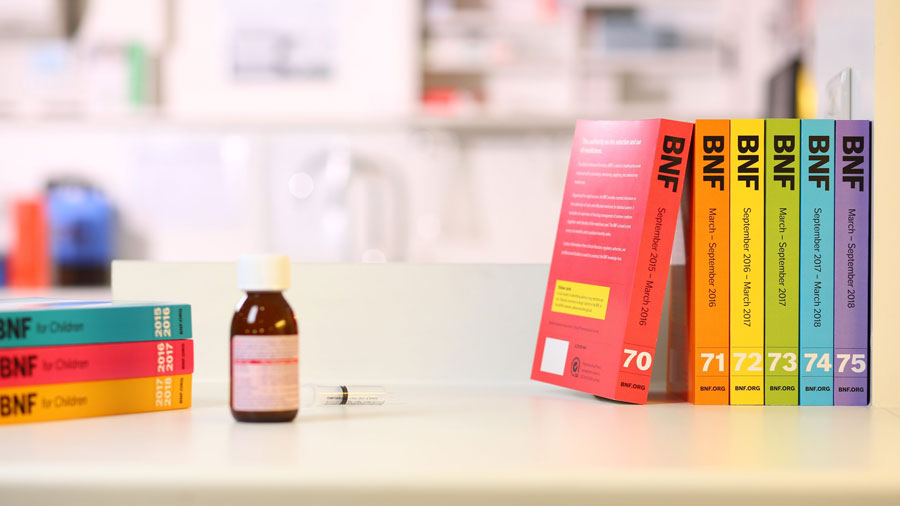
690, 119, 872, 406
0, 300, 193, 424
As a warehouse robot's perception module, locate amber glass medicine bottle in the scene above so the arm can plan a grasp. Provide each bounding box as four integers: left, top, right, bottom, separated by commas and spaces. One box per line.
231, 255, 299, 422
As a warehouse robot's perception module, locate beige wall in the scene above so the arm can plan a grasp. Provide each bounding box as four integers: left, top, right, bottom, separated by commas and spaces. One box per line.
872, 0, 899, 407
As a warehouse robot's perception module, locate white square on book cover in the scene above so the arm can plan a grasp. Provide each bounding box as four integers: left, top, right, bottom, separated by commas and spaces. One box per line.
540, 337, 569, 376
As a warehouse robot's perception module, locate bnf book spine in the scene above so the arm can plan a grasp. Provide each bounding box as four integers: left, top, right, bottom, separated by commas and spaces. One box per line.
729, 119, 765, 405
834, 120, 871, 406
614, 119, 692, 404
0, 303, 191, 348
0, 340, 194, 387
765, 119, 800, 405
0, 374, 192, 424
690, 119, 729, 404
800, 119, 835, 405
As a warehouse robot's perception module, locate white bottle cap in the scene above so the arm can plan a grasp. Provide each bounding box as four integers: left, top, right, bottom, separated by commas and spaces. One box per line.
237, 254, 291, 291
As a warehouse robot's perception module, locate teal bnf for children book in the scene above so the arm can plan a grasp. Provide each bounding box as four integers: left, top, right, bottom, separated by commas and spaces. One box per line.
0, 299, 192, 348
799, 119, 835, 406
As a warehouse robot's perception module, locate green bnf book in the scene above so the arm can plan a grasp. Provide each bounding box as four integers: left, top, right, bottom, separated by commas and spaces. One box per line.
765, 119, 800, 405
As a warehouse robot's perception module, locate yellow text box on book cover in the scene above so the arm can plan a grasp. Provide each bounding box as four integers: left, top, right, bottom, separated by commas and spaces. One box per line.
551, 280, 610, 320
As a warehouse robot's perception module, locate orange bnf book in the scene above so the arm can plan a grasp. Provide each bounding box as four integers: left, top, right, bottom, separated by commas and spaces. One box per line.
689, 120, 730, 404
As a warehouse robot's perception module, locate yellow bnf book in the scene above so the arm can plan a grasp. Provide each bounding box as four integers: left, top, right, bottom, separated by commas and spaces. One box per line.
0, 374, 191, 424
730, 119, 765, 405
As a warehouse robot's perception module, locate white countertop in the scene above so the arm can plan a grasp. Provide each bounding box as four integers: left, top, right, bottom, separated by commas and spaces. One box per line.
2, 383, 900, 506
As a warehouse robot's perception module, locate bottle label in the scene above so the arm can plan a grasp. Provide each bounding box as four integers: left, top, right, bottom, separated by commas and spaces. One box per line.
232, 335, 299, 412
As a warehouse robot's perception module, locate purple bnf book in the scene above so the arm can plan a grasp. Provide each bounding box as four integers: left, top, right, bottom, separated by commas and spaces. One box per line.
834, 120, 871, 406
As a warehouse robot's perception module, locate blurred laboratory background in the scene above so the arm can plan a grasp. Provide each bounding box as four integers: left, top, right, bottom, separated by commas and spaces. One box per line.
0, 0, 873, 287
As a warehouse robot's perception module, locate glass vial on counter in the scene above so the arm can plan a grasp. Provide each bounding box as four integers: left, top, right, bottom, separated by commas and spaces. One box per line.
230, 254, 298, 422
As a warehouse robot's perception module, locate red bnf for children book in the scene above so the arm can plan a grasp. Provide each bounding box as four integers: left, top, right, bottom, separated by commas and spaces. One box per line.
531, 119, 693, 404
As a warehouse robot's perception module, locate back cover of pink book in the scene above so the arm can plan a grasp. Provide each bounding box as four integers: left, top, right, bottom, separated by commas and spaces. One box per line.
531, 119, 693, 404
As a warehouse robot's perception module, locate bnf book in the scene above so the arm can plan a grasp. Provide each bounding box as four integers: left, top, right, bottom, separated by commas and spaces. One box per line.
765, 119, 800, 405
800, 119, 835, 405
531, 119, 693, 404
729, 119, 765, 405
0, 299, 191, 348
689, 119, 730, 405
0, 340, 194, 387
834, 120, 871, 406
0, 374, 192, 424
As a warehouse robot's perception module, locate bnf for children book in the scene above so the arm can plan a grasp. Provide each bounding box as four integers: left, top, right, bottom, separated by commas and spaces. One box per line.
0, 375, 192, 424
0, 299, 191, 348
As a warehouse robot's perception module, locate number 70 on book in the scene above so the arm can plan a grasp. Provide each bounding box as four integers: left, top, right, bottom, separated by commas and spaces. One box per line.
622, 349, 652, 371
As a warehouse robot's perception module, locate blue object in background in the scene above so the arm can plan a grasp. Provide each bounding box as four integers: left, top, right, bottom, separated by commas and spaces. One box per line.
47, 183, 114, 284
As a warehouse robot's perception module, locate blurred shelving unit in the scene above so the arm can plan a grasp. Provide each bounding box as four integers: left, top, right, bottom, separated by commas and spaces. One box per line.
416, 0, 775, 128
0, 0, 807, 129
0, 0, 799, 132
0, 0, 854, 266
